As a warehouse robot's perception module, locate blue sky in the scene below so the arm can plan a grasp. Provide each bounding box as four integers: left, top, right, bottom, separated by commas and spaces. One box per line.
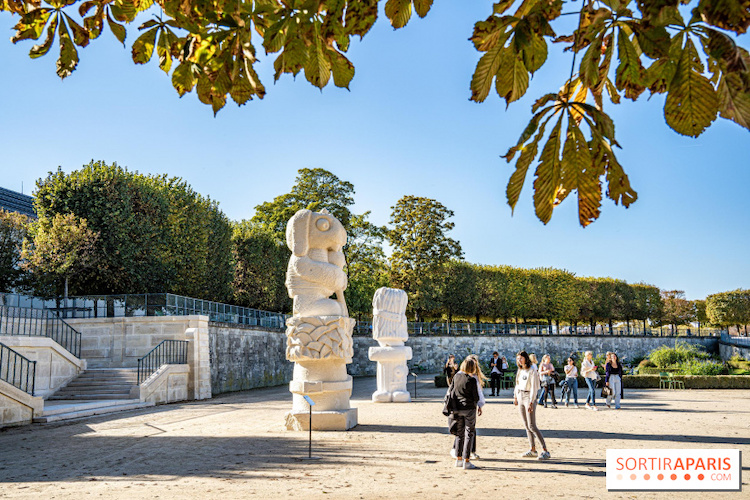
1, 3, 748, 300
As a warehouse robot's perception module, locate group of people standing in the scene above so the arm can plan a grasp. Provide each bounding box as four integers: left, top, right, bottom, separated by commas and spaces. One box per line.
443, 349, 625, 470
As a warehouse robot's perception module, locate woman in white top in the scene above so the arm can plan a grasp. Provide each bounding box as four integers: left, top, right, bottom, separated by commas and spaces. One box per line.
514, 350, 550, 460
581, 351, 599, 411
563, 357, 579, 407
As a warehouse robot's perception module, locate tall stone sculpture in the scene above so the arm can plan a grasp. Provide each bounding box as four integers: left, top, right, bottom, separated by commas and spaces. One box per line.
283, 208, 357, 430
368, 287, 412, 402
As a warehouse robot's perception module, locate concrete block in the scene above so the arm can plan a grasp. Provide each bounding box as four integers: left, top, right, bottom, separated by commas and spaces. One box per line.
284, 408, 357, 431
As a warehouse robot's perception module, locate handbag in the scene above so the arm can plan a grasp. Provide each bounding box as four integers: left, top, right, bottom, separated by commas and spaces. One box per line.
442, 383, 458, 416
601, 385, 612, 397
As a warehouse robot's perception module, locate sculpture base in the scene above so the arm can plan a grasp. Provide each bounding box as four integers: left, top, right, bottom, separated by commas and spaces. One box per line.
372, 390, 411, 403
284, 408, 358, 431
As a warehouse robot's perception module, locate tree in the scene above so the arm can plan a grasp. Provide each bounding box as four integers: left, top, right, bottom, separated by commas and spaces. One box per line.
251, 168, 355, 240
660, 289, 697, 333
231, 221, 290, 312
0, 209, 31, 292
344, 212, 390, 321
630, 282, 662, 331
440, 260, 480, 324
33, 161, 233, 300
388, 195, 462, 322
22, 213, 99, 297
706, 289, 750, 334
5, 1, 749, 226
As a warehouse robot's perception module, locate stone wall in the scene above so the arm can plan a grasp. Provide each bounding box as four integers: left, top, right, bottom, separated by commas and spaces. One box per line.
719, 341, 750, 361
0, 336, 86, 398
133, 364, 190, 405
0, 380, 43, 428
209, 323, 291, 395
350, 334, 720, 374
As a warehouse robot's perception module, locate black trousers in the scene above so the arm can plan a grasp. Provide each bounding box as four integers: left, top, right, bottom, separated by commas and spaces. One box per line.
490, 372, 502, 393
452, 408, 477, 460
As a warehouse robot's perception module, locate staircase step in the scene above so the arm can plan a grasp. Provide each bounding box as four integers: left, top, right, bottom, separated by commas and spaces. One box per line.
53, 389, 133, 396
63, 382, 135, 389
48, 394, 135, 400
34, 400, 155, 423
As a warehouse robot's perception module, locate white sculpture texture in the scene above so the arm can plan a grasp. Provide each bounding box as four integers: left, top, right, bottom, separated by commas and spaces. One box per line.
284, 208, 357, 430
368, 287, 412, 402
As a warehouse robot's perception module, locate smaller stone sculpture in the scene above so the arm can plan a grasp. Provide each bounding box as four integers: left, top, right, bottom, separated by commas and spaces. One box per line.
368, 287, 412, 403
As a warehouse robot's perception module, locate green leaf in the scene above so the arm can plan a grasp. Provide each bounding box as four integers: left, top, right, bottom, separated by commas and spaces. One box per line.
273, 38, 307, 80
470, 43, 504, 103
694, 0, 750, 35
157, 31, 172, 73
343, 0, 378, 38
615, 29, 646, 100
664, 39, 719, 137
561, 119, 600, 227
63, 13, 89, 47
304, 33, 331, 88
533, 116, 563, 224
471, 15, 512, 51
413, 0, 433, 18
602, 142, 637, 207
29, 13, 58, 59
56, 20, 79, 79
495, 50, 529, 104
580, 35, 603, 88
717, 73, 750, 130
106, 12, 127, 46
633, 23, 670, 59
493, 0, 515, 15
12, 8, 52, 44
506, 117, 550, 212
171, 61, 198, 97
131, 26, 158, 65
327, 48, 355, 89
522, 33, 548, 74
385, 0, 412, 29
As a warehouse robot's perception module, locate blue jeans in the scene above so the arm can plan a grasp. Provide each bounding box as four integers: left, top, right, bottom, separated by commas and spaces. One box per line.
565, 377, 579, 404
585, 377, 596, 405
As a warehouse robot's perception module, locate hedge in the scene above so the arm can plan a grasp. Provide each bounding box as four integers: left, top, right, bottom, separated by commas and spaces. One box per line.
624, 375, 750, 389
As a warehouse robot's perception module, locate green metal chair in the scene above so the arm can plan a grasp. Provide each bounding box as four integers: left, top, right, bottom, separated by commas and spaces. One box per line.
669, 373, 685, 390
659, 372, 671, 389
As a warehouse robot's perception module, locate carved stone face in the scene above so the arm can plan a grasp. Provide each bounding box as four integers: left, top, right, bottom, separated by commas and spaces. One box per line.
286, 209, 347, 256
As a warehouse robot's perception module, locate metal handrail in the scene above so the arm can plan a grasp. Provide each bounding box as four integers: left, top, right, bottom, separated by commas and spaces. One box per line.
137, 340, 189, 384
0, 342, 36, 395
0, 305, 82, 358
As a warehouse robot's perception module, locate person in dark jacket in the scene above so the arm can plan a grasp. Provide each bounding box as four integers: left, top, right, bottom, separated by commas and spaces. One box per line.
605, 352, 624, 409
444, 354, 458, 384
449, 357, 481, 470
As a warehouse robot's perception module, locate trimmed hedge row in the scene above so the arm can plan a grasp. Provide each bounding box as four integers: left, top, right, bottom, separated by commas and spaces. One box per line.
624, 375, 750, 389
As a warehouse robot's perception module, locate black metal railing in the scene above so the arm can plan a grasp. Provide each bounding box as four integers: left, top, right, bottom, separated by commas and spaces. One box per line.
137, 340, 189, 384
0, 342, 36, 395
0, 305, 82, 358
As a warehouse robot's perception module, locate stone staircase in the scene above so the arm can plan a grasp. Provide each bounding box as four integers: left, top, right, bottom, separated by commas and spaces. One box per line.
48, 368, 138, 401
35, 368, 154, 423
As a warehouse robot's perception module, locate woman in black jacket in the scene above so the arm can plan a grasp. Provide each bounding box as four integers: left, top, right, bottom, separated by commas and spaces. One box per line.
448, 357, 481, 470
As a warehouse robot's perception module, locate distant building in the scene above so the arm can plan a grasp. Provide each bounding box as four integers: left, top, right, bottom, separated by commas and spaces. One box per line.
0, 186, 36, 218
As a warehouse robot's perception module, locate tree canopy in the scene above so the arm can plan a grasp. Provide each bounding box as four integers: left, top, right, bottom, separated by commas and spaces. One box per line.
0, 209, 31, 292
4, 0, 748, 226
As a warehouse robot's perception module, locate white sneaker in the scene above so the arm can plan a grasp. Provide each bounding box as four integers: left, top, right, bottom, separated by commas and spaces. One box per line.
470, 453, 480, 460
463, 461, 479, 470
538, 451, 551, 460
450, 449, 457, 458
585, 404, 592, 410
521, 450, 538, 458
574, 404, 580, 408
591, 406, 599, 411
455, 459, 462, 467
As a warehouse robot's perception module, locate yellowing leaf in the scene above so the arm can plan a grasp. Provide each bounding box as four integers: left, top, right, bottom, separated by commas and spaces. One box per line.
29, 13, 58, 59
385, 0, 412, 29
533, 117, 563, 224
470, 43, 504, 103
131, 26, 157, 64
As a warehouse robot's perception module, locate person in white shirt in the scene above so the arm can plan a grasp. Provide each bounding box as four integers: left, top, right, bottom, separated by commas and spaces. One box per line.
514, 350, 550, 460
581, 351, 599, 410
563, 357, 579, 407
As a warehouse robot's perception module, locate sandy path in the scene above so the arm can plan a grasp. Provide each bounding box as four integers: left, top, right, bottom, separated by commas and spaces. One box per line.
0, 376, 748, 499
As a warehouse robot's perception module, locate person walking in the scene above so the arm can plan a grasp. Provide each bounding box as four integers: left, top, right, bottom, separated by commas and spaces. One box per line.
603, 352, 613, 408
514, 351, 551, 460
581, 351, 599, 411
449, 357, 481, 470
537, 354, 558, 409
489, 351, 502, 396
605, 352, 624, 410
563, 357, 579, 408
451, 354, 486, 460
444, 354, 458, 385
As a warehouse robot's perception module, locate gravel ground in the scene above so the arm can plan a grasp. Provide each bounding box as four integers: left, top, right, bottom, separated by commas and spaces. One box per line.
0, 375, 748, 499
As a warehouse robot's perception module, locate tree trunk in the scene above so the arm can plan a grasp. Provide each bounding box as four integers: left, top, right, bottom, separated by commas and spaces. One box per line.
643, 319, 647, 334
608, 319, 613, 335
475, 313, 480, 325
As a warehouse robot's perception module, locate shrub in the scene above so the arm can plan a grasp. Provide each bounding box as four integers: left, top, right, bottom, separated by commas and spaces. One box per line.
623, 375, 750, 389
649, 342, 709, 367
639, 359, 656, 368
678, 359, 727, 376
